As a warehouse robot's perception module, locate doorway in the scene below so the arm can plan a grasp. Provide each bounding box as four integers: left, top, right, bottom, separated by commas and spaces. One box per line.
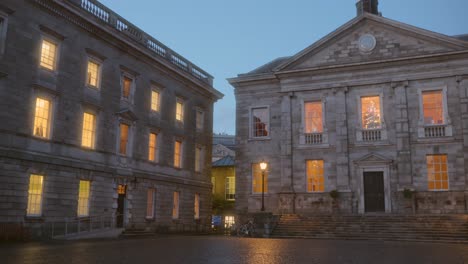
363, 171, 385, 212
116, 184, 127, 228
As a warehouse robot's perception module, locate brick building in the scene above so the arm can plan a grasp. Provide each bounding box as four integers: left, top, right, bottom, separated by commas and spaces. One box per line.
229, 0, 468, 216
0, 0, 222, 237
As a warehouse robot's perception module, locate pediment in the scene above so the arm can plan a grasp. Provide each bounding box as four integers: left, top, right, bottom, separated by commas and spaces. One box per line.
116, 108, 138, 121
354, 153, 393, 165
277, 14, 468, 71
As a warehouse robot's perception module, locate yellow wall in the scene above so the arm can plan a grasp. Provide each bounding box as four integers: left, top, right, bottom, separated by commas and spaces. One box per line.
211, 166, 235, 199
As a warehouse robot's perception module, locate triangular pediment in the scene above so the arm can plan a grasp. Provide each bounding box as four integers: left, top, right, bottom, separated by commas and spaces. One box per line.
277, 13, 468, 71
354, 153, 393, 165
116, 108, 138, 121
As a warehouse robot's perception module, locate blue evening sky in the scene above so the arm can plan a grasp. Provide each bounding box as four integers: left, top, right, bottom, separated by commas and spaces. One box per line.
98, 0, 468, 135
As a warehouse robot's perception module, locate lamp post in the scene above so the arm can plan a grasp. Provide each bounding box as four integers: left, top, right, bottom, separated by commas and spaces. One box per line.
259, 161, 267, 211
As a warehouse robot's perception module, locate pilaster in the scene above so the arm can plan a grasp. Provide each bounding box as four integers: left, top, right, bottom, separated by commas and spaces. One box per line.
334, 87, 350, 189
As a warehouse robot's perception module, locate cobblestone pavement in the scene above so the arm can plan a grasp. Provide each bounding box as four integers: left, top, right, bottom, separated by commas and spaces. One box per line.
3, 236, 468, 264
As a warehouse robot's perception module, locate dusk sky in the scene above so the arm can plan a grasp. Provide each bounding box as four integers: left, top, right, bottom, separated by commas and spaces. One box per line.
98, 0, 468, 135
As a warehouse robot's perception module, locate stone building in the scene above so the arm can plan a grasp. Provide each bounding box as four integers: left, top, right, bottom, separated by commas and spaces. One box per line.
229, 0, 468, 216
0, 0, 222, 237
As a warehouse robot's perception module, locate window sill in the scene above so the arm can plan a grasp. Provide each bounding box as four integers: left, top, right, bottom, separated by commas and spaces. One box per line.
354, 140, 391, 147
145, 217, 155, 222
427, 189, 450, 192
85, 85, 100, 91
24, 216, 44, 222
416, 137, 455, 143
248, 137, 271, 142
32, 135, 51, 142
297, 143, 331, 149
39, 66, 57, 75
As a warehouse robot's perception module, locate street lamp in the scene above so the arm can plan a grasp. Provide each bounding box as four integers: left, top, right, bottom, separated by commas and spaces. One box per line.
259, 160, 268, 211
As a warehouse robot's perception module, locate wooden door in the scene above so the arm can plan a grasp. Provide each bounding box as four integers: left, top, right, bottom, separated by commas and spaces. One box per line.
363, 171, 385, 212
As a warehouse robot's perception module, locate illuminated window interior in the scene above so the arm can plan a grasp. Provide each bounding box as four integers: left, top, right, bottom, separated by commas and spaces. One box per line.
176, 100, 184, 122
174, 140, 182, 168
194, 193, 200, 219
151, 90, 160, 112
195, 146, 202, 172
33, 97, 51, 139
307, 160, 325, 192
224, 216, 235, 228
77, 180, 90, 217
172, 191, 179, 219
361, 96, 382, 129
196, 109, 204, 130
146, 188, 155, 219
27, 174, 44, 216
81, 112, 96, 149
119, 123, 129, 155
122, 77, 132, 99
225, 176, 235, 200
40, 39, 57, 71
117, 184, 126, 195
422, 90, 444, 125
252, 107, 269, 137
87, 60, 100, 87
252, 163, 268, 194
148, 133, 157, 162
304, 101, 323, 133
427, 155, 448, 190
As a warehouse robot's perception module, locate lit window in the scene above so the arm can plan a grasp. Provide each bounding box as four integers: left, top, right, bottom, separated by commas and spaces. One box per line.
194, 193, 200, 220
427, 155, 448, 191
224, 216, 235, 229
306, 160, 324, 192
176, 99, 184, 122
195, 146, 202, 172
40, 39, 57, 71
151, 90, 160, 112
77, 180, 91, 217
422, 90, 444, 125
361, 96, 381, 129
252, 163, 268, 194
122, 77, 132, 99
304, 102, 323, 133
174, 140, 182, 168
119, 123, 129, 155
86, 60, 100, 88
148, 133, 158, 162
196, 109, 204, 130
117, 184, 126, 195
211, 176, 215, 194
81, 112, 96, 149
172, 191, 179, 219
33, 97, 51, 139
251, 107, 269, 138
27, 174, 44, 216
146, 188, 155, 219
225, 176, 235, 200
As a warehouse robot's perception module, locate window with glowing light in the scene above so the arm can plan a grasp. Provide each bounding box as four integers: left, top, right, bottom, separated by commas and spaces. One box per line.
252, 163, 268, 194
119, 123, 129, 155
77, 180, 91, 217
146, 188, 155, 219
251, 107, 269, 138
225, 176, 235, 200
122, 76, 133, 99
148, 133, 158, 162
81, 112, 96, 149
176, 99, 184, 122
33, 97, 52, 139
304, 101, 323, 133
86, 60, 100, 88
306, 160, 324, 192
27, 174, 44, 216
174, 140, 182, 168
422, 90, 444, 125
194, 193, 200, 220
427, 155, 448, 191
151, 90, 160, 112
40, 39, 57, 71
172, 191, 180, 219
361, 96, 382, 129
224, 216, 235, 228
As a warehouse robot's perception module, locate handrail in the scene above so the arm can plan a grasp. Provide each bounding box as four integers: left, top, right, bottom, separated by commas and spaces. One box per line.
46, 213, 119, 238
76, 0, 213, 85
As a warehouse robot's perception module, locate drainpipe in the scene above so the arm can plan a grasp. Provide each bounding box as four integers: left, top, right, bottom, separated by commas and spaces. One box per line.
289, 92, 296, 213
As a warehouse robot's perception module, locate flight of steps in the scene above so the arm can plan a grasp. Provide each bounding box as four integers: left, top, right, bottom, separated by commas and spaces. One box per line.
272, 214, 468, 243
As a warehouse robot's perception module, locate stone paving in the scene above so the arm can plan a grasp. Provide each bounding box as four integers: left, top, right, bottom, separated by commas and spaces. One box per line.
3, 236, 468, 264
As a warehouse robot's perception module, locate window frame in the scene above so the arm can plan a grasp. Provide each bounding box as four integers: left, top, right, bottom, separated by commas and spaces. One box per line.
148, 132, 159, 162
146, 188, 156, 220
85, 56, 102, 89
303, 100, 324, 134
306, 160, 325, 193
195, 108, 204, 131
26, 174, 45, 217
225, 176, 236, 200
81, 111, 97, 149
175, 97, 184, 123
426, 154, 449, 191
249, 106, 270, 139
117, 122, 132, 157
77, 180, 91, 218
194, 193, 200, 220
150, 87, 161, 113
0, 11, 8, 57
251, 163, 268, 194
39, 36, 60, 72
173, 139, 183, 168
172, 191, 180, 220
32, 96, 54, 140
358, 94, 384, 130
418, 87, 449, 126
120, 73, 136, 102
194, 145, 203, 172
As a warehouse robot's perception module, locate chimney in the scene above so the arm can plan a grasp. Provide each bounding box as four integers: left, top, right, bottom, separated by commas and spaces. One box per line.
356, 0, 380, 16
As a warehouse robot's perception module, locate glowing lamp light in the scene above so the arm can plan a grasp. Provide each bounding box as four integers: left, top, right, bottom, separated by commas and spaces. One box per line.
259, 161, 268, 171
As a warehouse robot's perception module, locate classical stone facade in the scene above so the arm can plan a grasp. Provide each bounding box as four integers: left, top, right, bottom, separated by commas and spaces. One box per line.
0, 0, 222, 237
229, 3, 468, 216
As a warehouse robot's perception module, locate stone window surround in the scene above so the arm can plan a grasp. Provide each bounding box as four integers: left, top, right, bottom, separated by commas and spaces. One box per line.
147, 128, 160, 163
116, 118, 135, 158
80, 103, 101, 150
172, 191, 180, 220
31, 88, 58, 141
195, 106, 205, 131
0, 11, 8, 57
77, 180, 92, 218
194, 144, 204, 173
249, 105, 271, 140
417, 86, 453, 138
150, 85, 162, 113
299, 96, 329, 146
146, 188, 156, 220
356, 91, 388, 142
26, 174, 45, 217
175, 97, 185, 125
173, 137, 184, 169
305, 159, 326, 193
424, 153, 451, 192
38, 33, 61, 73
120, 71, 136, 103
85, 55, 103, 90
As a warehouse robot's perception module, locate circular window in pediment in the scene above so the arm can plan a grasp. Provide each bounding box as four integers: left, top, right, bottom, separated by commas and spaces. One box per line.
358, 34, 377, 53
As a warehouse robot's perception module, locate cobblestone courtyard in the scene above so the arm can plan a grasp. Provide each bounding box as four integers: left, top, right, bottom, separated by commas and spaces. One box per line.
3, 236, 468, 264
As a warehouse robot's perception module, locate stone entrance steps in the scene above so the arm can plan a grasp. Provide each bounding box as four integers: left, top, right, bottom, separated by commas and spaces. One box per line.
272, 214, 468, 243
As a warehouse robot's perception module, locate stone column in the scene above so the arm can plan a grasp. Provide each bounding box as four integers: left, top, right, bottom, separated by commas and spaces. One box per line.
457, 77, 468, 190
334, 88, 350, 190
392, 81, 413, 187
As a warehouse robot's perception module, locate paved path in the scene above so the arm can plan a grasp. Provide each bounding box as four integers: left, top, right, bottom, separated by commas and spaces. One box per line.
3, 236, 468, 264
